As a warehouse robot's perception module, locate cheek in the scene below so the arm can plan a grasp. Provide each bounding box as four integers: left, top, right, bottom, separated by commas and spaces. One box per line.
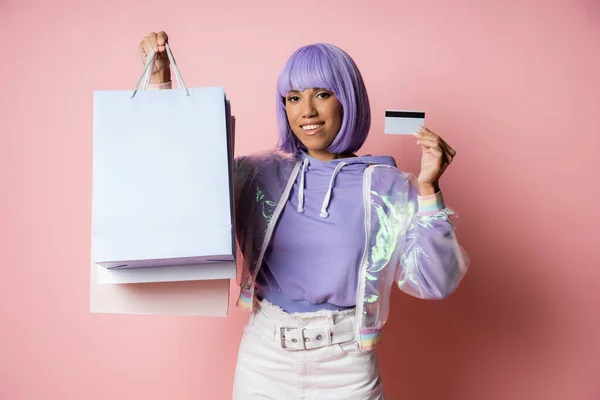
285, 106, 297, 129
331, 103, 343, 128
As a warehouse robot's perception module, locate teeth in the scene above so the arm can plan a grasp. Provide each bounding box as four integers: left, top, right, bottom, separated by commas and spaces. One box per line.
302, 124, 324, 130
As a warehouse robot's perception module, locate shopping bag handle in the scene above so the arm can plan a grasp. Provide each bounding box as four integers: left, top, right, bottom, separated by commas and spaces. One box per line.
130, 42, 189, 98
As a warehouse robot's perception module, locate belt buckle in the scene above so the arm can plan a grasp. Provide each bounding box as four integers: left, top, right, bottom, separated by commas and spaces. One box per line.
279, 326, 307, 350
279, 326, 296, 349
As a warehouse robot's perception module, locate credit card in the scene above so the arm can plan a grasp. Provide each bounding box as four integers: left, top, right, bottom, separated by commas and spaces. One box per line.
384, 110, 425, 135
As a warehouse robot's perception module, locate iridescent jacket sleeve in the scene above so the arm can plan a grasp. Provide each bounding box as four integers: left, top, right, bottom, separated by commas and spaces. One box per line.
395, 174, 469, 299
233, 155, 256, 287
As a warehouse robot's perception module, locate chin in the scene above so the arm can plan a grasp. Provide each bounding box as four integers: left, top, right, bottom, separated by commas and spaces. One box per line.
298, 138, 335, 152
303, 145, 330, 153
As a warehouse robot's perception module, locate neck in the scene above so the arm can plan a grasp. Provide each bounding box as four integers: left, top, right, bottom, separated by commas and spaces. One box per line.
307, 149, 354, 162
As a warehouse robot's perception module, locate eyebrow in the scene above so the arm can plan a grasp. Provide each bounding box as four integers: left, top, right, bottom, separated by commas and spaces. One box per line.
288, 88, 327, 93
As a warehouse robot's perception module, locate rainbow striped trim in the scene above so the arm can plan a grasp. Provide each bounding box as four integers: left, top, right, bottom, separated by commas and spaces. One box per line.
417, 191, 445, 216
236, 290, 253, 309
358, 329, 383, 350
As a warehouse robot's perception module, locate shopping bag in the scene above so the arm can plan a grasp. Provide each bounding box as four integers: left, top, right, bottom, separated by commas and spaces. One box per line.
92, 44, 234, 270
89, 255, 232, 316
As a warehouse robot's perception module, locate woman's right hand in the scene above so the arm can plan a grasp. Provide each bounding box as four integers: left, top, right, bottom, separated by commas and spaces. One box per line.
139, 31, 171, 84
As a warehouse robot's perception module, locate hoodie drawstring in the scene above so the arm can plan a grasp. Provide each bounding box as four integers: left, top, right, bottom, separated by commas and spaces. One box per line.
319, 162, 346, 219
296, 158, 347, 219
296, 158, 310, 213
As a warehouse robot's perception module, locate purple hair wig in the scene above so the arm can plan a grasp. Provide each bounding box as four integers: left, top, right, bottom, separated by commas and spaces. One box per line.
276, 43, 371, 154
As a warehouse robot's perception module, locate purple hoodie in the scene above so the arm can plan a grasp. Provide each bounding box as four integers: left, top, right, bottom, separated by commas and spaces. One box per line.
257, 151, 397, 313
234, 150, 468, 350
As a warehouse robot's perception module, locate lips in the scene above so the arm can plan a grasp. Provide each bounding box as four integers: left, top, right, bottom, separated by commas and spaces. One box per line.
300, 122, 325, 136
302, 123, 324, 130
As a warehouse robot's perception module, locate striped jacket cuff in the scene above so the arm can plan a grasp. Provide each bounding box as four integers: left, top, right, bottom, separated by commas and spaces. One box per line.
417, 191, 445, 215
236, 290, 253, 309
358, 329, 382, 350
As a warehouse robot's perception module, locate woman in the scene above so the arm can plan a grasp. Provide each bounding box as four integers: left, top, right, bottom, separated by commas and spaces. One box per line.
139, 31, 469, 400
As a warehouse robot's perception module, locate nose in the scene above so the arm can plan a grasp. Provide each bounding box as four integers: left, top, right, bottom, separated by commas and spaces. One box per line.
301, 98, 317, 118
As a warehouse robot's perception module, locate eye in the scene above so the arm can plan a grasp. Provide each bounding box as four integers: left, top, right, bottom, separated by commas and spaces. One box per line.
287, 95, 301, 102
317, 92, 332, 99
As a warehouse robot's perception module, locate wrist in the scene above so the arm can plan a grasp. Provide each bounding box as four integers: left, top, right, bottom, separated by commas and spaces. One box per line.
150, 69, 171, 84
418, 182, 440, 196
148, 81, 172, 90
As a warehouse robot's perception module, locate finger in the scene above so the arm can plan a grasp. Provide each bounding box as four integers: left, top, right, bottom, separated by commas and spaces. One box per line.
416, 127, 456, 160
139, 39, 148, 63
418, 141, 445, 160
433, 134, 455, 155
416, 127, 448, 149
155, 32, 168, 57
424, 146, 444, 157
413, 130, 438, 146
140, 37, 152, 64
417, 125, 434, 134
418, 140, 453, 166
434, 138, 455, 162
414, 126, 438, 140
425, 129, 456, 157
440, 146, 454, 165
428, 142, 453, 165
444, 151, 454, 165
145, 35, 163, 66
146, 32, 158, 52
157, 31, 169, 47
437, 139, 455, 162
416, 138, 443, 151
420, 126, 433, 134
142, 36, 155, 54
414, 126, 455, 157
445, 144, 456, 157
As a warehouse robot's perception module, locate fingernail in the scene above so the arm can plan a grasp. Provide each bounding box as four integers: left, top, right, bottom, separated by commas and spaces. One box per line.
416, 141, 421, 145
154, 45, 158, 52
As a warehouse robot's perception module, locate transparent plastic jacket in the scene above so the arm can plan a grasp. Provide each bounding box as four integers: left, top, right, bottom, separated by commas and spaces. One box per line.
234, 151, 469, 351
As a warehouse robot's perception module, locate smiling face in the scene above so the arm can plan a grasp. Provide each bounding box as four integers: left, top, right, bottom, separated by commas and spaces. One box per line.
276, 43, 371, 157
285, 87, 343, 161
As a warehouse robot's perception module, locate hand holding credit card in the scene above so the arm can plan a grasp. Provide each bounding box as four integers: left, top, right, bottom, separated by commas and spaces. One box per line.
384, 110, 425, 135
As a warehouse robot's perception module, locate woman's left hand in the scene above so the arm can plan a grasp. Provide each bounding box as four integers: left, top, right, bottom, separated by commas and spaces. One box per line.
413, 126, 456, 194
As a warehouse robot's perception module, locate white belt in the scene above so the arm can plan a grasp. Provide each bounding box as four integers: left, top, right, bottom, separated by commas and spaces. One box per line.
275, 320, 355, 351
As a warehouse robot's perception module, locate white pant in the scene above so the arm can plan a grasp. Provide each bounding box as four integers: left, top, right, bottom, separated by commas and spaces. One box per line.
232, 300, 384, 400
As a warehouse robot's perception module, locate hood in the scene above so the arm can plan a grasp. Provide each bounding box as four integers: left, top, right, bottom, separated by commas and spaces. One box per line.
293, 151, 397, 218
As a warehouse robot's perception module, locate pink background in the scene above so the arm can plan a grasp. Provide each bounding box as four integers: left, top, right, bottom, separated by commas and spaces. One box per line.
2, 0, 599, 399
